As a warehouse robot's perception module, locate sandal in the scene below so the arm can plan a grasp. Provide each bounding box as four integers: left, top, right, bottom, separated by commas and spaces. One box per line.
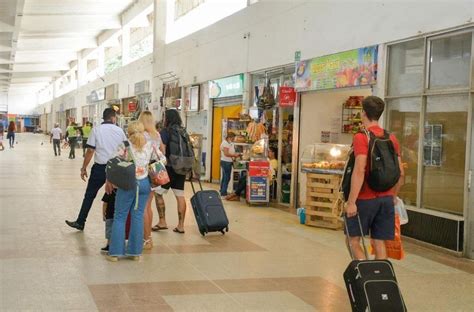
152, 225, 168, 231
173, 227, 185, 234
143, 239, 153, 250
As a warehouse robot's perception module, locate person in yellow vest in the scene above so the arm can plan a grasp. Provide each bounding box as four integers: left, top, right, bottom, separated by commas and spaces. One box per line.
65, 122, 78, 159
82, 122, 92, 157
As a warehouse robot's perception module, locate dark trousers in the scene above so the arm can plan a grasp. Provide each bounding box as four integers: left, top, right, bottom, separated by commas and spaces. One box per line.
68, 137, 77, 158
77, 164, 107, 226
235, 171, 247, 196
53, 139, 61, 156
7, 132, 14, 147
220, 160, 233, 196
82, 138, 88, 156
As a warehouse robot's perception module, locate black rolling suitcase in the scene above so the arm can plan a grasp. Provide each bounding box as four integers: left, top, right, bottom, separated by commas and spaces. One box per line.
190, 178, 229, 236
343, 215, 406, 312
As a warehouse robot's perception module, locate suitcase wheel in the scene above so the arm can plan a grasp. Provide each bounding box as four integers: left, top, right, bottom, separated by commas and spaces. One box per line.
220, 230, 225, 235
225, 226, 229, 232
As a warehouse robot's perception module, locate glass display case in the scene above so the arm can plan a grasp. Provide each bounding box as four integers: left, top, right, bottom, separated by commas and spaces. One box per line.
250, 137, 269, 160
300, 143, 351, 174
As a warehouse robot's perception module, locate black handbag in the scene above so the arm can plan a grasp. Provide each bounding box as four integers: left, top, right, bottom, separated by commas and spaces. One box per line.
106, 141, 137, 190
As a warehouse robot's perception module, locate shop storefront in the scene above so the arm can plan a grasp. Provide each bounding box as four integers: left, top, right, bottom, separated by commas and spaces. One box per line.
183, 82, 210, 179
385, 28, 473, 256
135, 80, 152, 115
293, 46, 378, 227
85, 87, 106, 126
250, 66, 296, 206
209, 74, 245, 183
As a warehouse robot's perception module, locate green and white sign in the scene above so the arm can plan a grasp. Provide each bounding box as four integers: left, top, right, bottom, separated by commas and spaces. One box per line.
209, 74, 244, 99
294, 50, 301, 62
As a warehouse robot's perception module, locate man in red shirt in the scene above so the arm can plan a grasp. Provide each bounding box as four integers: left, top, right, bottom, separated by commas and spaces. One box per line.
345, 96, 404, 260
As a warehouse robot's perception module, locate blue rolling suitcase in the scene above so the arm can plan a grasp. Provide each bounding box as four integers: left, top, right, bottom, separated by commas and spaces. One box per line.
190, 178, 229, 236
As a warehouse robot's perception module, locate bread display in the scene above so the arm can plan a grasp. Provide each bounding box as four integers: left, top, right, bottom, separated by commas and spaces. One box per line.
300, 143, 351, 173
301, 160, 345, 170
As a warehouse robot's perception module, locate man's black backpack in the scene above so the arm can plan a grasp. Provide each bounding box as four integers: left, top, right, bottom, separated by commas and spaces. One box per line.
168, 125, 195, 176
341, 129, 400, 201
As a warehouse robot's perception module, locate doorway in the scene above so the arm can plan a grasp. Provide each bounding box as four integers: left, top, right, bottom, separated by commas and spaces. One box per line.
211, 104, 241, 182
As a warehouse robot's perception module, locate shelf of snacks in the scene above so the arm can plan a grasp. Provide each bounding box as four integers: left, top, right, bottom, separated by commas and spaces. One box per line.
342, 96, 364, 134
300, 143, 350, 175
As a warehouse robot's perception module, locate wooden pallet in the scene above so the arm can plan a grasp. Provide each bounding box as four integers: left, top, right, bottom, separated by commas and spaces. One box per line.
305, 173, 343, 230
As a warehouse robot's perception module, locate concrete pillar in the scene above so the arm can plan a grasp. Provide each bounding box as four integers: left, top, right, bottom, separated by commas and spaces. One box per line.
121, 26, 131, 66
152, 0, 167, 121
97, 46, 105, 78
77, 53, 87, 88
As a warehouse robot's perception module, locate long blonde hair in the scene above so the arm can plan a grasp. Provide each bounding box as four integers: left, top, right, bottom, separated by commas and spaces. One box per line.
138, 111, 158, 138
127, 121, 146, 151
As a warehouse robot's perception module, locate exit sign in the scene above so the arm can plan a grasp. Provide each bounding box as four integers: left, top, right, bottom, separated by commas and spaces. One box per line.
294, 51, 301, 62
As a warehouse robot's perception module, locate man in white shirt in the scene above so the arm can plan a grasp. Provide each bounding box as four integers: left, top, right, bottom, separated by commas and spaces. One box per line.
219, 133, 240, 196
66, 108, 126, 231
50, 123, 62, 156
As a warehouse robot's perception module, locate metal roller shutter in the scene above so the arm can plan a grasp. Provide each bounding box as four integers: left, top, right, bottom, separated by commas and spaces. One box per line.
212, 95, 243, 107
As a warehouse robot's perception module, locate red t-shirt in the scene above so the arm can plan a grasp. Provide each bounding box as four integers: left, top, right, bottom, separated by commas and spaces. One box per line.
353, 125, 400, 200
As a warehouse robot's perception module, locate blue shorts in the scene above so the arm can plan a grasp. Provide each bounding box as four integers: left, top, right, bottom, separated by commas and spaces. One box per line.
345, 196, 395, 240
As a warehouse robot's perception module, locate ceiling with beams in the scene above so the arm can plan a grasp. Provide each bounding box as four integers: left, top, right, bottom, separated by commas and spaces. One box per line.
0, 0, 137, 96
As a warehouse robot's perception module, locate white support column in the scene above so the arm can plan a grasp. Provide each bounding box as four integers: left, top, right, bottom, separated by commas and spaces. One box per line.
52, 81, 59, 99
77, 53, 87, 88
97, 46, 105, 78
121, 25, 131, 66
152, 0, 167, 120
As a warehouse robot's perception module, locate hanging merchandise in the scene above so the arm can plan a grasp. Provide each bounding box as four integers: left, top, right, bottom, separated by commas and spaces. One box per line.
163, 81, 181, 108
257, 78, 276, 110
246, 119, 267, 143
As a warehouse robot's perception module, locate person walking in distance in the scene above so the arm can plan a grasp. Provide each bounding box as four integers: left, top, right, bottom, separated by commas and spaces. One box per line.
7, 121, 16, 148
345, 96, 404, 260
65, 122, 78, 159
0, 122, 5, 151
65, 108, 126, 231
82, 121, 92, 157
50, 123, 63, 156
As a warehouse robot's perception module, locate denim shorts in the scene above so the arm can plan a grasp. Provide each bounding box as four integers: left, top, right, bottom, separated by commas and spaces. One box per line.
345, 196, 395, 240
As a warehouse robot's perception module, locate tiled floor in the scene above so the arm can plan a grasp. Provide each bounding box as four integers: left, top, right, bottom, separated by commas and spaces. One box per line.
1, 133, 473, 311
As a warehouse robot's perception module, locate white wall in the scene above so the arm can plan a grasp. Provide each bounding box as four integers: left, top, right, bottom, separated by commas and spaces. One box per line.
6, 93, 38, 115
156, 0, 473, 87
38, 54, 153, 124
0, 94, 7, 112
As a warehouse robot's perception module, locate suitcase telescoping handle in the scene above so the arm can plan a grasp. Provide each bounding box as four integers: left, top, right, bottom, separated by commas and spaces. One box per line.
189, 175, 203, 195
343, 214, 369, 260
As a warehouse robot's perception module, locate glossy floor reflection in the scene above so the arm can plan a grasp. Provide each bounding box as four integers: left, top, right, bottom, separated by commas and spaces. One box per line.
0, 134, 473, 311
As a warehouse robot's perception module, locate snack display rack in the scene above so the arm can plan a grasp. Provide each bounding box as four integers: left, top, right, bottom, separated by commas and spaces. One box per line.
300, 143, 350, 229
341, 96, 364, 134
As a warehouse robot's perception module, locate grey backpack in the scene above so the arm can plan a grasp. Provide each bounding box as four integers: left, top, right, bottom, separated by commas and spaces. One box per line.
106, 141, 136, 190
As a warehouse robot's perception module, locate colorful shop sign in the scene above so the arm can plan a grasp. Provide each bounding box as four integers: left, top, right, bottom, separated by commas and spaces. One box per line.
209, 74, 244, 99
295, 46, 378, 92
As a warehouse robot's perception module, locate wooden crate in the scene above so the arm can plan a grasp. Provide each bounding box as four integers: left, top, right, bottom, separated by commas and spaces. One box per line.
305, 173, 343, 230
